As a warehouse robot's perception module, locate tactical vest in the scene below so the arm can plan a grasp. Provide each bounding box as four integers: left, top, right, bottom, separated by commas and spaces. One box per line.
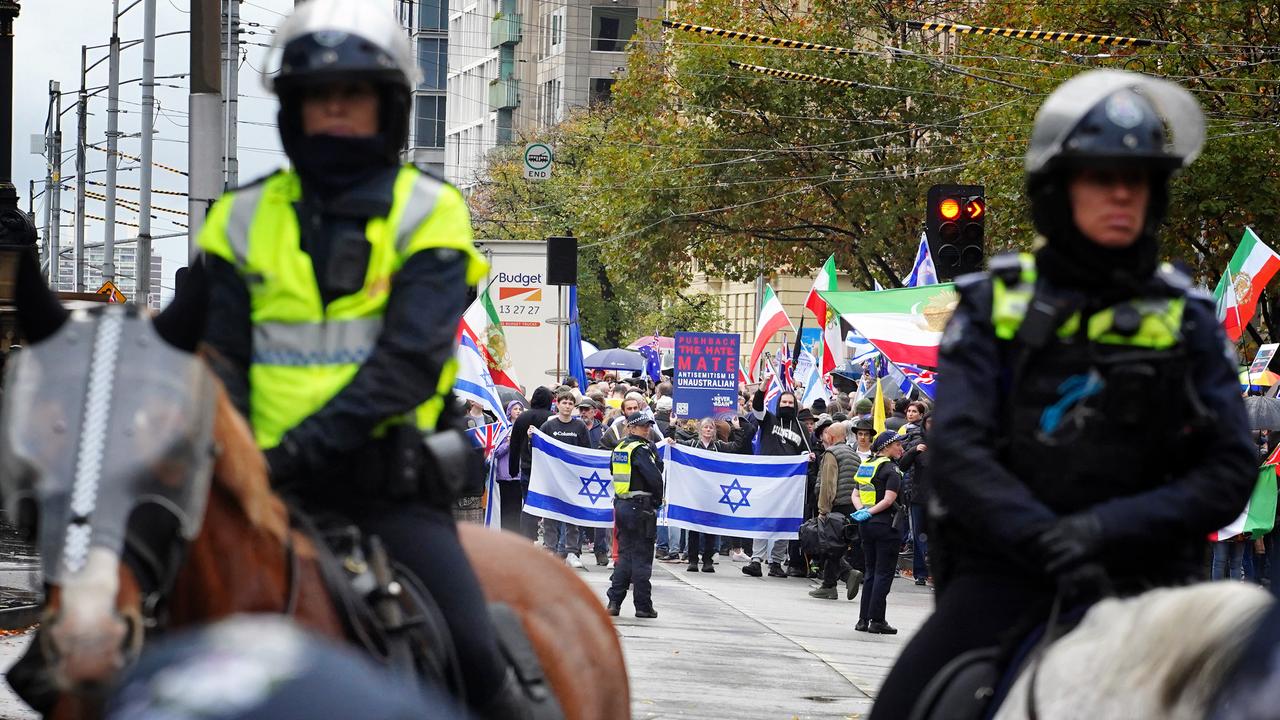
826, 443, 862, 508
611, 437, 648, 495
198, 166, 487, 450
986, 252, 1196, 515
854, 456, 891, 507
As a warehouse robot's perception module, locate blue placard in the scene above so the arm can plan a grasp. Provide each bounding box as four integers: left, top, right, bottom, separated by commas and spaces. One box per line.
673, 332, 741, 421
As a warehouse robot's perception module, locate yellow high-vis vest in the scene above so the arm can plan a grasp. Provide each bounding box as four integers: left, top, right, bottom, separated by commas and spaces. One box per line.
198, 166, 487, 450
611, 437, 648, 495
854, 456, 890, 507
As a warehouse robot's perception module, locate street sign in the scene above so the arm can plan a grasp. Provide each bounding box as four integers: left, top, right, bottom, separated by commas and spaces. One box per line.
523, 143, 553, 181
96, 280, 127, 304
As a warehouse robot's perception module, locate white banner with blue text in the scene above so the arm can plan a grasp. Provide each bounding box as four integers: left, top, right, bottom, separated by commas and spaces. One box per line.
662, 444, 807, 540
526, 429, 615, 528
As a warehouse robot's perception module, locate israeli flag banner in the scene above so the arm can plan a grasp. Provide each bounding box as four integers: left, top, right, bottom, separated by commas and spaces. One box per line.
526, 429, 615, 528
662, 444, 807, 540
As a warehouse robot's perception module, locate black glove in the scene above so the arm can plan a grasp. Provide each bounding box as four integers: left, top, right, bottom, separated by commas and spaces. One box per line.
1036, 512, 1105, 576
264, 437, 305, 488
1055, 561, 1111, 604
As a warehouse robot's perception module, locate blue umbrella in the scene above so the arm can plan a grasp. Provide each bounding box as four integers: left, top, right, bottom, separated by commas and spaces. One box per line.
583, 347, 646, 371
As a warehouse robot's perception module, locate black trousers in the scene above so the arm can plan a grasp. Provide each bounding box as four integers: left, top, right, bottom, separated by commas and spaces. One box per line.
352, 502, 507, 708
820, 505, 861, 588
607, 500, 656, 610
686, 530, 717, 564
497, 479, 525, 534
517, 472, 540, 541
869, 571, 1054, 720
858, 521, 899, 623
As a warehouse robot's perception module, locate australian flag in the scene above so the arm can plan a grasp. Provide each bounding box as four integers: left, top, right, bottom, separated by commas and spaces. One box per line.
637, 336, 662, 384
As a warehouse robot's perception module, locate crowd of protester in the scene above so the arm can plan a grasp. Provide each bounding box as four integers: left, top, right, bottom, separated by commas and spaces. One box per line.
470, 364, 1277, 629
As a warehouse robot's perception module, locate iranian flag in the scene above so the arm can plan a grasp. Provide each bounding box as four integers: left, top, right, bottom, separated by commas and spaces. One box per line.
747, 284, 794, 382
458, 282, 521, 390
1214, 227, 1280, 342
819, 283, 957, 368
1211, 444, 1280, 541
805, 255, 843, 375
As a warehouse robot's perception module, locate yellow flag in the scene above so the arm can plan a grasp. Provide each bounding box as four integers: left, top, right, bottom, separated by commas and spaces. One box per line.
872, 378, 886, 433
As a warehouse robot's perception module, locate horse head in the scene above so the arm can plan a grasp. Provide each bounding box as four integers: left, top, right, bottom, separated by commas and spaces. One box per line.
0, 251, 218, 692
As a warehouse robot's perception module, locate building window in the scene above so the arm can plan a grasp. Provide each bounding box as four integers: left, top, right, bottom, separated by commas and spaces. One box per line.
417, 38, 448, 90
418, 0, 448, 31
589, 78, 616, 106
591, 7, 637, 52
540, 78, 562, 126
541, 9, 565, 58
416, 96, 446, 148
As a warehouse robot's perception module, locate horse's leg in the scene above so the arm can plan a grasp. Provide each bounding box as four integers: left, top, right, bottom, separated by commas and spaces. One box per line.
460, 525, 631, 720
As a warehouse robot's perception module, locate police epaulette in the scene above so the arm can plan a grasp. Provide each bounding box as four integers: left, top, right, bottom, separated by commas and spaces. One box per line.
409, 162, 447, 183
953, 270, 987, 289
986, 253, 1025, 285
1156, 262, 1193, 291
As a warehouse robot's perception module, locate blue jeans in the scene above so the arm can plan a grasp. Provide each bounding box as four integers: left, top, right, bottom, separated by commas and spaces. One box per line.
1212, 541, 1245, 580
910, 504, 929, 580
546, 521, 580, 557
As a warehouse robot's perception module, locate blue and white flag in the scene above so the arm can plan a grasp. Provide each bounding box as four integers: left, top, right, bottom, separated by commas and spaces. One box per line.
904, 232, 939, 287
662, 443, 807, 540
845, 329, 879, 366
799, 350, 829, 409
526, 429, 615, 528
455, 334, 509, 424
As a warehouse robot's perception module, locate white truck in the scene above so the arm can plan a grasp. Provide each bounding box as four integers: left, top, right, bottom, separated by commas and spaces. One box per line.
473, 240, 566, 393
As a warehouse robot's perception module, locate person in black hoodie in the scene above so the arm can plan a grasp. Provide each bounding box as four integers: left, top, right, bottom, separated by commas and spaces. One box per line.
507, 386, 553, 541
742, 389, 815, 578
898, 413, 932, 586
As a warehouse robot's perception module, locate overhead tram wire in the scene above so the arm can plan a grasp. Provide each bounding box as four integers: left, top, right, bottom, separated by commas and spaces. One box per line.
901, 20, 1167, 48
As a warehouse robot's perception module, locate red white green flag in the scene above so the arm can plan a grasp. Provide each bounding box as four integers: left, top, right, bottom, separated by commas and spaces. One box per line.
804, 255, 843, 375
458, 282, 522, 390
747, 284, 794, 382
1214, 227, 1280, 342
819, 283, 957, 368
1211, 443, 1280, 541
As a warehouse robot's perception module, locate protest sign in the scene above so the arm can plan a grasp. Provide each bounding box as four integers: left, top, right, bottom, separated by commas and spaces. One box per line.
673, 332, 740, 420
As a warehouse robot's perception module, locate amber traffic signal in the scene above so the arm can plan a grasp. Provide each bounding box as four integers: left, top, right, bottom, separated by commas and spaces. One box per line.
926, 184, 985, 280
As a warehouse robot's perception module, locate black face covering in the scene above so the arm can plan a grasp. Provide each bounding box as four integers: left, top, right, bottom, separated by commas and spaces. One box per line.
777, 405, 797, 421
285, 133, 395, 200
1028, 168, 1169, 297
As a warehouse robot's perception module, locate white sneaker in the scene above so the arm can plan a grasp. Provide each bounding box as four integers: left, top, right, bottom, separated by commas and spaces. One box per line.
730, 550, 750, 563
565, 553, 585, 569
606, 559, 615, 569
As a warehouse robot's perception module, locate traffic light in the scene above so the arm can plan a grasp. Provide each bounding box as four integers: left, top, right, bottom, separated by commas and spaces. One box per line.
925, 184, 985, 280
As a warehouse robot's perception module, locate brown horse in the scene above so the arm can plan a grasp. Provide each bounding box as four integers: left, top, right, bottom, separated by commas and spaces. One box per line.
6, 295, 627, 718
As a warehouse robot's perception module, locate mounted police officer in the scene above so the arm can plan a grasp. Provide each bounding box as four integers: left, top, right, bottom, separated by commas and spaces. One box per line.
606, 413, 664, 619
196, 1, 546, 717
872, 69, 1257, 719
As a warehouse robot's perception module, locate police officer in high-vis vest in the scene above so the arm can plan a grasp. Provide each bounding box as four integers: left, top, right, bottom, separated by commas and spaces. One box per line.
197, 2, 543, 717
606, 413, 664, 619
871, 70, 1256, 720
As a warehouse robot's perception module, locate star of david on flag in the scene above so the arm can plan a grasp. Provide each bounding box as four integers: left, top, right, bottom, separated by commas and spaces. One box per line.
718, 478, 751, 513
526, 430, 615, 527
661, 443, 806, 539
578, 471, 611, 505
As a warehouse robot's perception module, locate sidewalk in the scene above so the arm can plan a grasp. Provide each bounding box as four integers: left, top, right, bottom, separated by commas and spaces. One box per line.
577, 555, 932, 719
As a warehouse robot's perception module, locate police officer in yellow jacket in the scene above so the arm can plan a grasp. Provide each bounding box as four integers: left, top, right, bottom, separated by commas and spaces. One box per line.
872, 70, 1256, 719
197, 2, 541, 717
606, 413, 664, 619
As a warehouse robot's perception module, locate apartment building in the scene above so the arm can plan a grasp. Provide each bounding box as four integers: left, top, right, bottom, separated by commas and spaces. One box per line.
444, 0, 664, 191
55, 247, 164, 309
405, 0, 451, 176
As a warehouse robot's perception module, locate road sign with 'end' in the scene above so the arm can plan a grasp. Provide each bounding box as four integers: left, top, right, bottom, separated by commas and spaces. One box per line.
523, 143, 553, 181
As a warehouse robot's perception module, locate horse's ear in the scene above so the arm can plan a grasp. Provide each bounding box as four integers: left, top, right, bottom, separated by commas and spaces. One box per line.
13, 245, 69, 343
152, 257, 208, 353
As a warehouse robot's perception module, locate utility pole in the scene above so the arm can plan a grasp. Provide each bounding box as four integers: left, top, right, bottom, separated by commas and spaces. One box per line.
137, 0, 156, 307
188, 0, 223, 257
102, 0, 122, 284
0, 0, 39, 349
75, 45, 88, 291
46, 81, 61, 287
222, 0, 239, 188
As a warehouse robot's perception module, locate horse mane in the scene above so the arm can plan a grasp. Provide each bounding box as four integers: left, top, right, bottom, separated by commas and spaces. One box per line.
206, 372, 289, 546
997, 582, 1274, 720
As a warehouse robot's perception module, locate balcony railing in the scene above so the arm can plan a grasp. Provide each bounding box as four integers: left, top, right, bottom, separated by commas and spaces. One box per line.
490, 13, 523, 48
488, 77, 520, 110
